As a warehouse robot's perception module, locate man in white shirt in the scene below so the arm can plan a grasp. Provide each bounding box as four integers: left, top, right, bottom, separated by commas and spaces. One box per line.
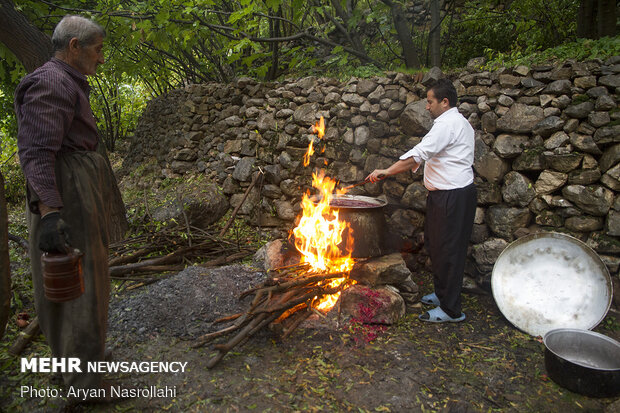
367, 78, 476, 323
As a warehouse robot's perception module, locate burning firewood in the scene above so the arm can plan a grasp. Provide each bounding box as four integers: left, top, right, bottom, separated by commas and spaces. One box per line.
192, 265, 354, 368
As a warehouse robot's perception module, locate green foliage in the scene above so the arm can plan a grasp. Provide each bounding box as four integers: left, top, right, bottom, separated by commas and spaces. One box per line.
483, 36, 620, 70
443, 0, 580, 68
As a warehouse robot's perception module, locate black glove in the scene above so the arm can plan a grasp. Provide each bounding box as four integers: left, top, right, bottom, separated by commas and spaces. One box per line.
39, 212, 71, 254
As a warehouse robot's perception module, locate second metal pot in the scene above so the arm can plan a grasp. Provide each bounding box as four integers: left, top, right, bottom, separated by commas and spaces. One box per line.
544, 328, 620, 397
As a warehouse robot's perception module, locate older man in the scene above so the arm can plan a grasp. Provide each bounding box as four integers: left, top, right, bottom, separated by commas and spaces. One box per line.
15, 15, 118, 391
367, 78, 476, 323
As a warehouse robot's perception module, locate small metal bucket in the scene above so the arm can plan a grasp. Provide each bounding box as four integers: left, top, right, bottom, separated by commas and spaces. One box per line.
41, 249, 84, 303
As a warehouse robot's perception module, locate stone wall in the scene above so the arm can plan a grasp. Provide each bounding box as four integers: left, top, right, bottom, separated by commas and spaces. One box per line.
126, 56, 620, 285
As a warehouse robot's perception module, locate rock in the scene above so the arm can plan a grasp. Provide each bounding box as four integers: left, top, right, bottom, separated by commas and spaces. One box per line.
543, 79, 572, 95
594, 125, 620, 145
544, 131, 570, 150
388, 209, 425, 238
339, 284, 406, 325
493, 134, 529, 158
565, 215, 603, 232
477, 181, 503, 205
481, 111, 498, 133
401, 182, 428, 211
513, 148, 546, 171
293, 102, 320, 126
354, 125, 371, 145
533, 116, 564, 138
342, 93, 366, 106
574, 76, 597, 89
606, 211, 620, 236
596, 94, 616, 111
467, 57, 486, 70
357, 79, 378, 96
601, 170, 620, 191
499, 74, 521, 87
568, 168, 601, 185
521, 77, 544, 88
422, 66, 443, 86
502, 171, 535, 207
562, 185, 614, 216
535, 170, 568, 194
599, 74, 620, 88
232, 157, 256, 181
535, 210, 563, 227
400, 100, 433, 136
475, 149, 510, 183
257, 112, 276, 131
587, 232, 620, 254
543, 152, 583, 173
151, 183, 229, 229
350, 253, 412, 286
600, 144, 620, 172
497, 95, 514, 106
565, 101, 595, 119
253, 239, 300, 271
497, 103, 544, 133
486, 205, 531, 240
569, 133, 601, 155
368, 85, 385, 103
274, 200, 296, 221
472, 238, 508, 266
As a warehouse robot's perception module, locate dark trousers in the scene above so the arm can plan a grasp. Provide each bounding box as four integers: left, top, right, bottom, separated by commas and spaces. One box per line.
424, 183, 476, 318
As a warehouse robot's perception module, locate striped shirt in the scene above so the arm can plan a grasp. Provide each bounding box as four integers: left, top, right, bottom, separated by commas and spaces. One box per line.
15, 58, 99, 209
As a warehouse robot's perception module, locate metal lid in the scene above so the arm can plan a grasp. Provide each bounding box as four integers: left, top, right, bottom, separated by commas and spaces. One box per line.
491, 232, 612, 337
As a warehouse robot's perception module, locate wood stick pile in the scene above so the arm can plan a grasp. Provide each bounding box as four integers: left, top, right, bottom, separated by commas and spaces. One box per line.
192, 263, 354, 368
108, 224, 253, 287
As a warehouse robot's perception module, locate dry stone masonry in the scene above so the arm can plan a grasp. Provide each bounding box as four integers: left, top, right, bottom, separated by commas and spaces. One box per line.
126, 56, 620, 287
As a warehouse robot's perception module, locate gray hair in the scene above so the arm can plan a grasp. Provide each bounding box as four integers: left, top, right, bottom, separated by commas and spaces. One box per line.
52, 15, 106, 52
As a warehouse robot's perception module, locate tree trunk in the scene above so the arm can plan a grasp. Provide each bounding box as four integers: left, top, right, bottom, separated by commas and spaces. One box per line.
597, 0, 617, 38
0, 170, 10, 340
382, 0, 421, 69
0, 0, 52, 72
430, 0, 441, 67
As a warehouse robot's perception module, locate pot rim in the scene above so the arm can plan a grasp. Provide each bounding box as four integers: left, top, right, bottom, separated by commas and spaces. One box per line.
544, 328, 620, 372
311, 194, 387, 209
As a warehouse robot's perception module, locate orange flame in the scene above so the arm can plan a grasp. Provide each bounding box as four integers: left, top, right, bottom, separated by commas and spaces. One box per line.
292, 171, 355, 311
303, 117, 325, 167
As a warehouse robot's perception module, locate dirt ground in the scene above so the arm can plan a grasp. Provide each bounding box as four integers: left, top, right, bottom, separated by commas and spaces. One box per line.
3, 263, 620, 413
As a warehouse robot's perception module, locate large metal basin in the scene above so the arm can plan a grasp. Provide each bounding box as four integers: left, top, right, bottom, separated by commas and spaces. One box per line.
491, 232, 612, 337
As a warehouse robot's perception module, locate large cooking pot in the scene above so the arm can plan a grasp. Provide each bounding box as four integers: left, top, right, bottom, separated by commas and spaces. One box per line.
544, 328, 620, 397
491, 232, 612, 337
327, 194, 387, 258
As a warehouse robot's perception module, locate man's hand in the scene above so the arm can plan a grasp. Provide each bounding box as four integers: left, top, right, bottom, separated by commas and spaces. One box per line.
366, 169, 388, 183
39, 212, 71, 253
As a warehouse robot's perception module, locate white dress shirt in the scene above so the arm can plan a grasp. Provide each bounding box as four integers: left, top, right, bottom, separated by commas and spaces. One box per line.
399, 107, 475, 191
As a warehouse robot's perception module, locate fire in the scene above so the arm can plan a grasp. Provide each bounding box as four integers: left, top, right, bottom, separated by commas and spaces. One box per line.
303, 117, 325, 167
292, 116, 355, 312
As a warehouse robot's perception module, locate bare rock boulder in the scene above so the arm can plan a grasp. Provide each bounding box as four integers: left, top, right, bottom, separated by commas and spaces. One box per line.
339, 284, 406, 325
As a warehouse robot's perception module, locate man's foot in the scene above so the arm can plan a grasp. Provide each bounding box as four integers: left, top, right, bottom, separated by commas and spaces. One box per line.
419, 306, 465, 323
421, 292, 440, 306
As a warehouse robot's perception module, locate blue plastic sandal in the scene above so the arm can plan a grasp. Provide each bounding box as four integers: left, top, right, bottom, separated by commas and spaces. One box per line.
421, 292, 440, 306
419, 306, 466, 323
